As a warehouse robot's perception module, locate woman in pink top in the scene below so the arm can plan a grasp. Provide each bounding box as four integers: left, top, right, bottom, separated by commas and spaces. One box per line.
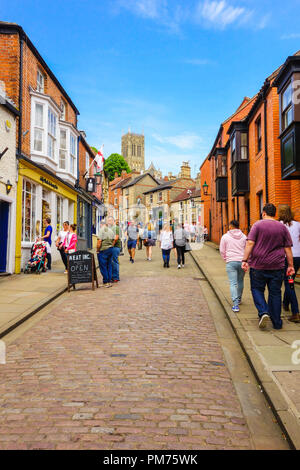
63, 224, 77, 273
219, 220, 247, 313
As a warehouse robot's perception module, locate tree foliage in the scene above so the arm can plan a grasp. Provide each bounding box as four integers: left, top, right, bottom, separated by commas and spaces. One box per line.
104, 153, 131, 181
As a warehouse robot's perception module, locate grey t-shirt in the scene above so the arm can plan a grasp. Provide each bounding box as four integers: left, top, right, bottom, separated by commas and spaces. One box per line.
127, 225, 139, 241
174, 228, 188, 247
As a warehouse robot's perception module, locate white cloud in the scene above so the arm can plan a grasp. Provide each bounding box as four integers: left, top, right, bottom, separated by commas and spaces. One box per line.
152, 132, 203, 150
117, 0, 164, 19
281, 33, 300, 40
182, 58, 215, 66
195, 0, 254, 29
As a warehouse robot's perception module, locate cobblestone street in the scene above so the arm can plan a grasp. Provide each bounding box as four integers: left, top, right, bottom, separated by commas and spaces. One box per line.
0, 248, 285, 450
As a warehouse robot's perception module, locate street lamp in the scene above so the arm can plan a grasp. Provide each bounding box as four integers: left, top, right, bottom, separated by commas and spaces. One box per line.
202, 181, 209, 196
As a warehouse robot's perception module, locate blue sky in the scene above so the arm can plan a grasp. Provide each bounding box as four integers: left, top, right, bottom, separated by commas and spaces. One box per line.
1, 0, 300, 177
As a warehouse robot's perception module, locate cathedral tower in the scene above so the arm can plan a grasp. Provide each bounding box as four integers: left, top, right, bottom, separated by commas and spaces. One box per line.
121, 132, 145, 173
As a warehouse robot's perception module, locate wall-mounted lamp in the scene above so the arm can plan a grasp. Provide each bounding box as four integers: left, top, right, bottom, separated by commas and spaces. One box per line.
202, 181, 209, 196
6, 180, 12, 195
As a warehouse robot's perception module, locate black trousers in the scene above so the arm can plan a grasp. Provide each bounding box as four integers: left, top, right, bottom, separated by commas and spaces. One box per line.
175, 245, 185, 265
46, 253, 52, 270
59, 249, 68, 269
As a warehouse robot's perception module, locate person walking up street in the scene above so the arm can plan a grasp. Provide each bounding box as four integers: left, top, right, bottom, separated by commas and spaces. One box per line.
97, 220, 114, 288
220, 220, 247, 313
56, 221, 69, 273
174, 223, 188, 269
41, 217, 53, 271
159, 223, 174, 268
107, 216, 121, 283
143, 221, 156, 261
126, 221, 139, 264
63, 224, 78, 274
138, 223, 144, 250
278, 205, 300, 323
242, 203, 295, 330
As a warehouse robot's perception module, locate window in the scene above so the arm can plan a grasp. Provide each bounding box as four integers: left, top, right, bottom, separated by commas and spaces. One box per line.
57, 196, 63, 233
114, 189, 118, 194
132, 144, 136, 156
241, 133, 248, 159
61, 100, 66, 120
137, 145, 141, 157
256, 117, 262, 153
221, 156, 227, 176
78, 200, 86, 238
231, 135, 236, 163
282, 133, 294, 169
47, 108, 57, 159
37, 69, 44, 93
158, 192, 162, 202
150, 194, 153, 204
282, 82, 293, 131
70, 134, 76, 175
22, 180, 37, 242
86, 152, 90, 173
34, 103, 44, 152
114, 198, 118, 205
59, 129, 67, 170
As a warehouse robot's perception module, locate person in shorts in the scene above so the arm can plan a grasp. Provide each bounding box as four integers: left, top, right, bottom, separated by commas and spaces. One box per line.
126, 221, 139, 264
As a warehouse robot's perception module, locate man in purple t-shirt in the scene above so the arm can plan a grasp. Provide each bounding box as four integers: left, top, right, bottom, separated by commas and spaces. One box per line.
242, 203, 294, 330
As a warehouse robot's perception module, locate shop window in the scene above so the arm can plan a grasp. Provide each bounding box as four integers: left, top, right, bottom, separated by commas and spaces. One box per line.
22, 180, 37, 242
57, 196, 63, 233
78, 201, 86, 238
47, 108, 57, 159
34, 103, 44, 152
59, 129, 67, 170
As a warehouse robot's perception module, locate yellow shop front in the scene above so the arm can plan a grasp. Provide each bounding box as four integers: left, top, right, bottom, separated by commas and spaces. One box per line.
15, 157, 77, 273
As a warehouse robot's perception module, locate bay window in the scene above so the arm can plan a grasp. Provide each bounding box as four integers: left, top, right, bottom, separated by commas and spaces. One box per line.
59, 129, 67, 170
47, 108, 57, 159
70, 134, 76, 175
282, 82, 293, 131
34, 103, 44, 152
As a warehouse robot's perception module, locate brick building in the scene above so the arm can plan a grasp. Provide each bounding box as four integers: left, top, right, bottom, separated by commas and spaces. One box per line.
200, 51, 300, 244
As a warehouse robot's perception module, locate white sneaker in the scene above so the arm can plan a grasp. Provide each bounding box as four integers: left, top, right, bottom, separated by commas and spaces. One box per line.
178, 264, 181, 269
259, 314, 269, 329
182, 264, 184, 268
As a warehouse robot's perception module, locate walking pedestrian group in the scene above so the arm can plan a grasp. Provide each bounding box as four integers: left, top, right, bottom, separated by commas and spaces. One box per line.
220, 203, 299, 331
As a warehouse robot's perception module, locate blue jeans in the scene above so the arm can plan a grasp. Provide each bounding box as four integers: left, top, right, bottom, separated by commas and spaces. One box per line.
283, 257, 300, 315
97, 247, 113, 284
112, 246, 121, 281
250, 268, 284, 329
226, 261, 245, 306
162, 249, 171, 264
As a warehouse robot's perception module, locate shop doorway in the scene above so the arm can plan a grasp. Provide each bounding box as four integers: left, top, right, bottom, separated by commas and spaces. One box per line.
0, 201, 9, 272
42, 190, 51, 236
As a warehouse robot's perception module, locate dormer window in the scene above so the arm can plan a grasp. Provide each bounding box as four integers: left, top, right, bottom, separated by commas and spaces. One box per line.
241, 133, 248, 159
37, 69, 45, 93
282, 82, 293, 131
256, 117, 262, 154
231, 135, 236, 163
231, 131, 248, 163
61, 100, 66, 120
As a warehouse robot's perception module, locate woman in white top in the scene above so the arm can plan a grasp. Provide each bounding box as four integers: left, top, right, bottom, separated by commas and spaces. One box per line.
159, 223, 174, 268
55, 221, 69, 271
279, 205, 300, 323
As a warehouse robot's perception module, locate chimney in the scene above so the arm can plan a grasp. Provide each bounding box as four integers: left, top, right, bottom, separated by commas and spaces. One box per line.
180, 161, 191, 179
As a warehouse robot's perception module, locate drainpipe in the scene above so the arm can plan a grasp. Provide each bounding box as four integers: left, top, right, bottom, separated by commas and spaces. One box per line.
263, 86, 269, 203
18, 35, 24, 156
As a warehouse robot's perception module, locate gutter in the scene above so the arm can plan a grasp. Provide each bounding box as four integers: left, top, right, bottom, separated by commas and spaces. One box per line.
263, 84, 269, 203
18, 36, 23, 156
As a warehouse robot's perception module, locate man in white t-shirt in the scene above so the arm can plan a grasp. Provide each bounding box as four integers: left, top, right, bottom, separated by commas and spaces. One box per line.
56, 221, 69, 271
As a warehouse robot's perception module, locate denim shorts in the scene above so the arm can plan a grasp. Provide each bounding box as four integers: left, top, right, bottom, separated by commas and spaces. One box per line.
127, 240, 137, 250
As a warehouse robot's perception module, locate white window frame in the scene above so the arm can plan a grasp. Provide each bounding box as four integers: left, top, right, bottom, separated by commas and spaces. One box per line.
47, 107, 57, 160
22, 179, 37, 243
61, 100, 66, 120
86, 152, 90, 174
37, 69, 45, 93
33, 102, 45, 153
59, 128, 67, 171
70, 133, 77, 176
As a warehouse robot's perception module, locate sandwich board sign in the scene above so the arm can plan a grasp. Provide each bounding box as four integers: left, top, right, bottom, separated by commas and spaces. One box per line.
67, 251, 98, 291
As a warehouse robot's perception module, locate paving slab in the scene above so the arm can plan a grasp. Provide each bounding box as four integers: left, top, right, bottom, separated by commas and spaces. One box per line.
192, 244, 300, 449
